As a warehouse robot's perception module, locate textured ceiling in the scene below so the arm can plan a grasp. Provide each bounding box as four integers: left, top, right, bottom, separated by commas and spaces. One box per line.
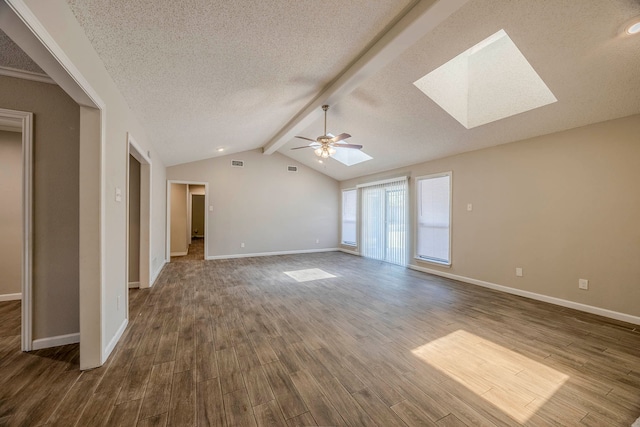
0, 29, 46, 74
65, 0, 640, 180
66, 0, 416, 165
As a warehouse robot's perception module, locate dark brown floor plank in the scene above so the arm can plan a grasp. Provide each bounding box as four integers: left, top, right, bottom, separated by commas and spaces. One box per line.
168, 369, 195, 427
224, 388, 257, 427
197, 378, 226, 427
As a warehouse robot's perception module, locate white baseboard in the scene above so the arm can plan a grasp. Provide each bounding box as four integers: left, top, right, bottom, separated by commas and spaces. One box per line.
32, 332, 79, 350
0, 293, 22, 302
207, 248, 339, 260
339, 248, 360, 256
632, 416, 640, 427
128, 281, 140, 289
170, 251, 188, 256
150, 260, 167, 287
408, 264, 640, 326
103, 318, 128, 362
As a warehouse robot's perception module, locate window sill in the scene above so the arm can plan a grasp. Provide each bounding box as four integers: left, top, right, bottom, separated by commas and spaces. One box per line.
414, 257, 451, 268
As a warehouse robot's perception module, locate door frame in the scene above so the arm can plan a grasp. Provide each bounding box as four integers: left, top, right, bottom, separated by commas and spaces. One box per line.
166, 180, 209, 261
0, 108, 33, 352
127, 133, 152, 294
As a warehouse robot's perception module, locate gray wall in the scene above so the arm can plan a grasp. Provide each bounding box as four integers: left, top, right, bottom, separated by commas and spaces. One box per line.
341, 114, 640, 319
0, 130, 22, 296
167, 149, 339, 257
0, 75, 80, 339
128, 155, 140, 283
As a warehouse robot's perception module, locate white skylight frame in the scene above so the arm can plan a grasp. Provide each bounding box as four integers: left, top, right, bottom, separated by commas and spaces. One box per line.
413, 29, 557, 129
331, 146, 372, 166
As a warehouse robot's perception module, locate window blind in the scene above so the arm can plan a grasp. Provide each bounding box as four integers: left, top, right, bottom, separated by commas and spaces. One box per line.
361, 178, 407, 266
341, 189, 357, 246
416, 173, 451, 264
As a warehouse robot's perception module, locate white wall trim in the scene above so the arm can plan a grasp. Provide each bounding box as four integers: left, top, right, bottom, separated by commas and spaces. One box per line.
4, 0, 107, 369
339, 248, 360, 256
207, 248, 339, 260
0, 108, 33, 352
103, 318, 128, 361
0, 65, 55, 84
408, 264, 640, 326
32, 332, 79, 350
171, 251, 188, 257
127, 133, 152, 291
150, 260, 167, 287
128, 281, 140, 289
0, 293, 22, 302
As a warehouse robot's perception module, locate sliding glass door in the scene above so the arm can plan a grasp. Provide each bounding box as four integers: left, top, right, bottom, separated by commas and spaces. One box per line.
361, 179, 407, 266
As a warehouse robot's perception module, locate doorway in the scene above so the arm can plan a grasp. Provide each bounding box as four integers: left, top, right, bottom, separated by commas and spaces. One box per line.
166, 180, 208, 261
0, 109, 32, 351
360, 178, 408, 266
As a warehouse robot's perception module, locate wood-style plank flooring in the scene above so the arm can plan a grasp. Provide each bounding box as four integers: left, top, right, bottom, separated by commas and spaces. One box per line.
1, 239, 639, 426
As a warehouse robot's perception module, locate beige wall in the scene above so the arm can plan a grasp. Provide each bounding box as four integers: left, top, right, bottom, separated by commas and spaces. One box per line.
0, 75, 80, 339
167, 149, 339, 257
341, 114, 640, 319
0, 130, 22, 296
170, 183, 188, 255
128, 155, 140, 283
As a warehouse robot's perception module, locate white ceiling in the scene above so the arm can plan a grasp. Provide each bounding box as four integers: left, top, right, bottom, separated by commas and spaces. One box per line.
64, 0, 640, 181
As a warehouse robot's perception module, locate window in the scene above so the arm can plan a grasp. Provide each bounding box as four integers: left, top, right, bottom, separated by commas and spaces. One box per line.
416, 172, 451, 265
360, 178, 407, 266
341, 189, 357, 246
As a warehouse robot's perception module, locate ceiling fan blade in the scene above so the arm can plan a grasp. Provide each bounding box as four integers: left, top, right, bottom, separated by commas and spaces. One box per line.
330, 133, 351, 143
291, 145, 315, 150
334, 143, 363, 149
295, 135, 317, 143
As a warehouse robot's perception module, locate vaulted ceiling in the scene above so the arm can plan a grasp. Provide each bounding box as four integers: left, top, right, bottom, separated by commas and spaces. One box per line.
64, 0, 640, 180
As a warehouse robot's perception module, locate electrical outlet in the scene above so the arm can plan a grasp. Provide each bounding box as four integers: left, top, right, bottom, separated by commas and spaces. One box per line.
241, 242, 245, 248
315, 239, 320, 244
467, 203, 473, 211
579, 279, 589, 290
516, 267, 523, 277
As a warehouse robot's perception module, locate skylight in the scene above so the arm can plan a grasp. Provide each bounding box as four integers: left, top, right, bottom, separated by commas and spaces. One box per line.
413, 29, 557, 129
331, 146, 372, 166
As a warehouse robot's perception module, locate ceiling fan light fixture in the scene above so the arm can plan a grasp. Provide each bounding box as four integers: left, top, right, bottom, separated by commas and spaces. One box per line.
314, 147, 323, 156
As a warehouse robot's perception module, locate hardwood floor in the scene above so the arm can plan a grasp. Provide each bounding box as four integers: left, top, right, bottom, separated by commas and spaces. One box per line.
1, 249, 639, 426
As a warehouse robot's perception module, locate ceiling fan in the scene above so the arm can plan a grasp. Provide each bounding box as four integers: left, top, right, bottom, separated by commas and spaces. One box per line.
291, 105, 363, 158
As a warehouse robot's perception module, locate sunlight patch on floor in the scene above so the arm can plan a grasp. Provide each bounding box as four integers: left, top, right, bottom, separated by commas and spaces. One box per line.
284, 268, 336, 282
411, 330, 569, 423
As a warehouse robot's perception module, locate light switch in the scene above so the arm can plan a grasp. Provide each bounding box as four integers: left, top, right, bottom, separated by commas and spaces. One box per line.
115, 187, 122, 202
467, 203, 473, 211
209, 205, 213, 211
